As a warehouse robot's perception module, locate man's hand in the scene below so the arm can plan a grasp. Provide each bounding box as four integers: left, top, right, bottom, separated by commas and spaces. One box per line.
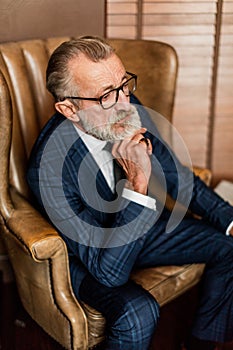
112, 128, 152, 195
230, 226, 233, 236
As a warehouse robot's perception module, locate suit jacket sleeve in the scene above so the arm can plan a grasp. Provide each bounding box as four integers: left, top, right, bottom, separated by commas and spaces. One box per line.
134, 96, 233, 234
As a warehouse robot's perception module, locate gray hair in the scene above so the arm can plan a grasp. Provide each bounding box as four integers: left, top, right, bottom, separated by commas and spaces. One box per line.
46, 36, 115, 102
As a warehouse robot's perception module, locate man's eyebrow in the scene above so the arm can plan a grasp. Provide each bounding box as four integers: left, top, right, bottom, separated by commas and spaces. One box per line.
100, 73, 127, 94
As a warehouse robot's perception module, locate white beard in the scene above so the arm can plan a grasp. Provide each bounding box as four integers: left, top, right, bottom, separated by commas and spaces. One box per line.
78, 104, 142, 141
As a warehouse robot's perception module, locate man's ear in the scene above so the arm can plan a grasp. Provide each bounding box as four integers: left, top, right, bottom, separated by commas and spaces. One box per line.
55, 100, 80, 122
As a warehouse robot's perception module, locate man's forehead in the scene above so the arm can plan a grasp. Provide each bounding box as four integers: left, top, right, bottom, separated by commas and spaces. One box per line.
69, 52, 125, 75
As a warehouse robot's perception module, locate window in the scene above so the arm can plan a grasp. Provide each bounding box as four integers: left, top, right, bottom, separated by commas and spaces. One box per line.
106, 0, 233, 184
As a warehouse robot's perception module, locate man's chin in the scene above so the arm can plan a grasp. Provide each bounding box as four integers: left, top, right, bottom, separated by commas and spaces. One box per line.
109, 126, 141, 141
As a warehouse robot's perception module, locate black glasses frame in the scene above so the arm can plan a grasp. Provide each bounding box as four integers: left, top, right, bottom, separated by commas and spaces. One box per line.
60, 71, 137, 109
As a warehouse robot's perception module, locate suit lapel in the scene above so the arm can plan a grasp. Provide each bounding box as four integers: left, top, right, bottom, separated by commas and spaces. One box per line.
68, 129, 116, 223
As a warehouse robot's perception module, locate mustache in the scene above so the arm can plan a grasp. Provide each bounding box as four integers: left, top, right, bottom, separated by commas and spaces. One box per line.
110, 107, 137, 123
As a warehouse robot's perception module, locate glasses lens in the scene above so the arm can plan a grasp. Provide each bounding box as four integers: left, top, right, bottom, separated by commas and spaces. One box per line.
100, 75, 137, 109
122, 77, 136, 96
101, 90, 118, 109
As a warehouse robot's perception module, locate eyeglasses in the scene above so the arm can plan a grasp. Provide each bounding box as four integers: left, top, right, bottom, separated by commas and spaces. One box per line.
60, 71, 137, 110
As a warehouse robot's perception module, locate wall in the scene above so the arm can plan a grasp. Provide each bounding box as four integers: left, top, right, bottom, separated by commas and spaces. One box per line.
0, 0, 105, 42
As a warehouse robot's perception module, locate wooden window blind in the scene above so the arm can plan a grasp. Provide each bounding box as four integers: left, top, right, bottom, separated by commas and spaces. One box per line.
212, 0, 233, 182
142, 1, 217, 170
106, 0, 233, 184
107, 0, 138, 39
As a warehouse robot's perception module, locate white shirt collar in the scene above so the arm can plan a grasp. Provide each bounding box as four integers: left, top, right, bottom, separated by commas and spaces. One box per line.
73, 124, 107, 154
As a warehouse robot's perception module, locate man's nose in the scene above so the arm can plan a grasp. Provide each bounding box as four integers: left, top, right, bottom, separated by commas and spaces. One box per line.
114, 102, 131, 113
116, 89, 130, 107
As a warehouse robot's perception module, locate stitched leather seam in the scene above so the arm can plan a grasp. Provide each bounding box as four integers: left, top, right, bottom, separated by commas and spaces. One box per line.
48, 258, 74, 350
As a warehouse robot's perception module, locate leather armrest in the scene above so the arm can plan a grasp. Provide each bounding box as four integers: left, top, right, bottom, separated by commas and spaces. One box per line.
7, 205, 62, 261
192, 166, 212, 186
3, 187, 63, 260
3, 189, 88, 349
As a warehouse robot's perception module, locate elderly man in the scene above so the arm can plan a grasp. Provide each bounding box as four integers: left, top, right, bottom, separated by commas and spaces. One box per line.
27, 36, 233, 350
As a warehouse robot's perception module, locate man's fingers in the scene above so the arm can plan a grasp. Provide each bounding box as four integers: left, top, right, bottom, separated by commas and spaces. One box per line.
138, 137, 152, 155
131, 128, 147, 141
139, 137, 149, 146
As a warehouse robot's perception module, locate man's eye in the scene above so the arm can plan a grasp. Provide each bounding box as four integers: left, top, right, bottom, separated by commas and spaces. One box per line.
102, 90, 115, 101
123, 82, 129, 91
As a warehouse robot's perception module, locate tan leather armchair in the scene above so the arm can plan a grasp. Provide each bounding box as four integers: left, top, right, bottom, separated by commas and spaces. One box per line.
0, 37, 207, 350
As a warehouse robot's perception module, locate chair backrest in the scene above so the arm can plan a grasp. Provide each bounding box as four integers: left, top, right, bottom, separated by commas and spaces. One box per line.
108, 39, 178, 120
0, 37, 178, 210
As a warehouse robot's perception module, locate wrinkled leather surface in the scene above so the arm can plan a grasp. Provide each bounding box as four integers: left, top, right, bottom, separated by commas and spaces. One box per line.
0, 37, 207, 349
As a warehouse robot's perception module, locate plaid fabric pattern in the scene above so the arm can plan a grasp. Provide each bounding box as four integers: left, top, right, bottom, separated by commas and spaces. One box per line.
27, 96, 233, 348
79, 276, 159, 349
78, 216, 233, 347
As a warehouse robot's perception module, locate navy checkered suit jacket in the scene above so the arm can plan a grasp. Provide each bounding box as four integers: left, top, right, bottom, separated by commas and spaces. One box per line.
27, 95, 233, 297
